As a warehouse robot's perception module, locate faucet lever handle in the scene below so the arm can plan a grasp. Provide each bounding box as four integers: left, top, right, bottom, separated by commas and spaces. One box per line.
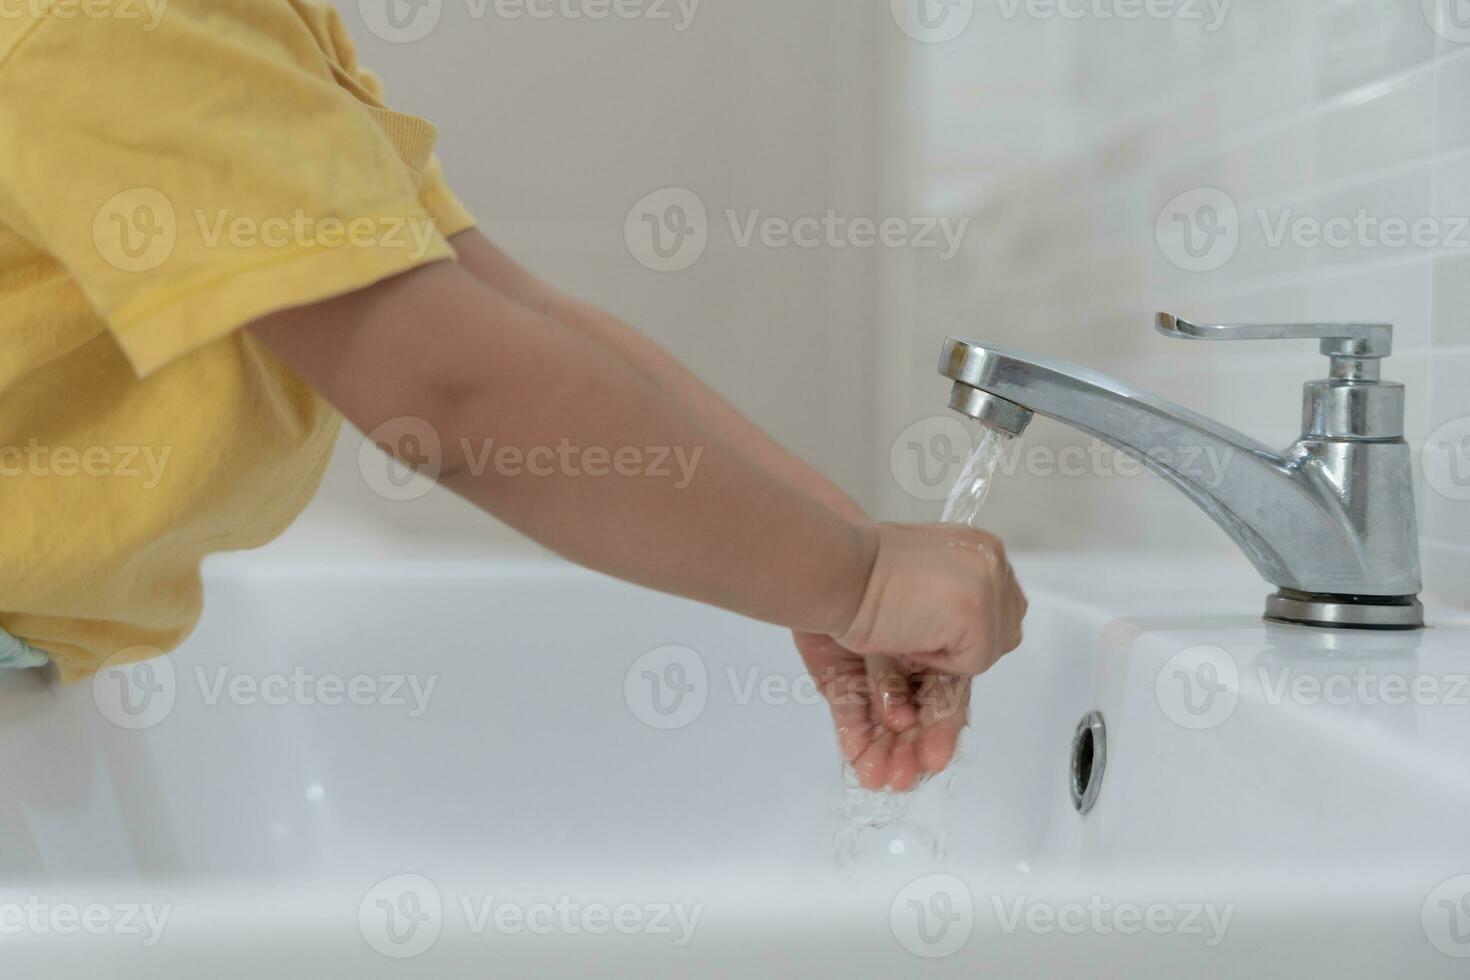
1156, 313, 1393, 358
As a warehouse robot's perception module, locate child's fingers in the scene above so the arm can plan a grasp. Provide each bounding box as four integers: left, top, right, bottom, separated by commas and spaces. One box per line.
918, 723, 961, 778
851, 728, 896, 790
793, 632, 931, 785
865, 655, 919, 734
884, 728, 924, 791
793, 633, 877, 764
917, 671, 970, 726
915, 672, 971, 775
1002, 562, 1028, 652
830, 703, 879, 764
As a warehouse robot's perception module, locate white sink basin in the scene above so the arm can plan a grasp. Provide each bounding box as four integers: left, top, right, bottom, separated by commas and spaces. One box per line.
1, 544, 1466, 977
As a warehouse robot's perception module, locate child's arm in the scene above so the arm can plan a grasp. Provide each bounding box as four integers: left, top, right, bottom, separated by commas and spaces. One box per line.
443, 230, 868, 522
248, 258, 1026, 788
251, 259, 871, 633
444, 230, 949, 771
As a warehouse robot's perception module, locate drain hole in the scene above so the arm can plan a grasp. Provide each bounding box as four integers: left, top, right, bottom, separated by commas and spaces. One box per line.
1075, 728, 1095, 792
1070, 711, 1106, 815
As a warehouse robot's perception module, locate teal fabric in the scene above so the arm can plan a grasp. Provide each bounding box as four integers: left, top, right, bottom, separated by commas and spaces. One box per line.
0, 624, 49, 669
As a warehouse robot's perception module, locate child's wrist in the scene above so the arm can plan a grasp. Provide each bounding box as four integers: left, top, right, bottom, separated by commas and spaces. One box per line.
821, 519, 881, 638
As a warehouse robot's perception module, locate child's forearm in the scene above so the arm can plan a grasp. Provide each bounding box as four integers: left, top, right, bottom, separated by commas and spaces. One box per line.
548, 291, 870, 522
435, 304, 877, 632
249, 261, 877, 635
447, 230, 869, 522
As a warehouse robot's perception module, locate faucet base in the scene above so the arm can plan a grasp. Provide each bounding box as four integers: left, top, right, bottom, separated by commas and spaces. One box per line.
1264, 589, 1425, 631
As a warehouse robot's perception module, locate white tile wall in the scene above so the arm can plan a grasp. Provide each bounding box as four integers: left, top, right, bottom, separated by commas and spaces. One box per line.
880, 0, 1469, 602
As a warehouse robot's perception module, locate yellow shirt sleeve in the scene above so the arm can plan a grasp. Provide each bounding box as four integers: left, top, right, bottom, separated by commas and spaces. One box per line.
419, 153, 480, 240
0, 0, 476, 379
286, 0, 479, 240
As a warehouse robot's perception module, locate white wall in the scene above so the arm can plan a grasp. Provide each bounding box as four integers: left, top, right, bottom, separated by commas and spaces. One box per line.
301, 0, 887, 547
298, 1, 1466, 605
878, 0, 1469, 603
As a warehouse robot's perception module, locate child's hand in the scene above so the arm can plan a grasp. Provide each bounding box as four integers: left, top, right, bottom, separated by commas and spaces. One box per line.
797, 524, 1027, 791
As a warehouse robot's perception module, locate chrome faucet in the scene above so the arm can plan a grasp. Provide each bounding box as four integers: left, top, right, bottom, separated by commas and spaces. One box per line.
939, 315, 1424, 630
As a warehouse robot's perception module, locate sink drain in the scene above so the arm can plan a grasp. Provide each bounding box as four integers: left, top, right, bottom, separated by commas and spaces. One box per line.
1070, 711, 1107, 815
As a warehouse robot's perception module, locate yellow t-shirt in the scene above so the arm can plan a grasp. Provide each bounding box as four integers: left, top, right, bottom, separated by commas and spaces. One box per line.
0, 0, 476, 682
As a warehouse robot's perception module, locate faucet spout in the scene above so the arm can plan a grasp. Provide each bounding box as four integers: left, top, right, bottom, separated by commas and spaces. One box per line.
939, 335, 1423, 629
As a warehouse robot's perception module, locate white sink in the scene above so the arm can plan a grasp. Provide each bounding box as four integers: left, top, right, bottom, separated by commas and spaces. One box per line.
1, 543, 1466, 977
